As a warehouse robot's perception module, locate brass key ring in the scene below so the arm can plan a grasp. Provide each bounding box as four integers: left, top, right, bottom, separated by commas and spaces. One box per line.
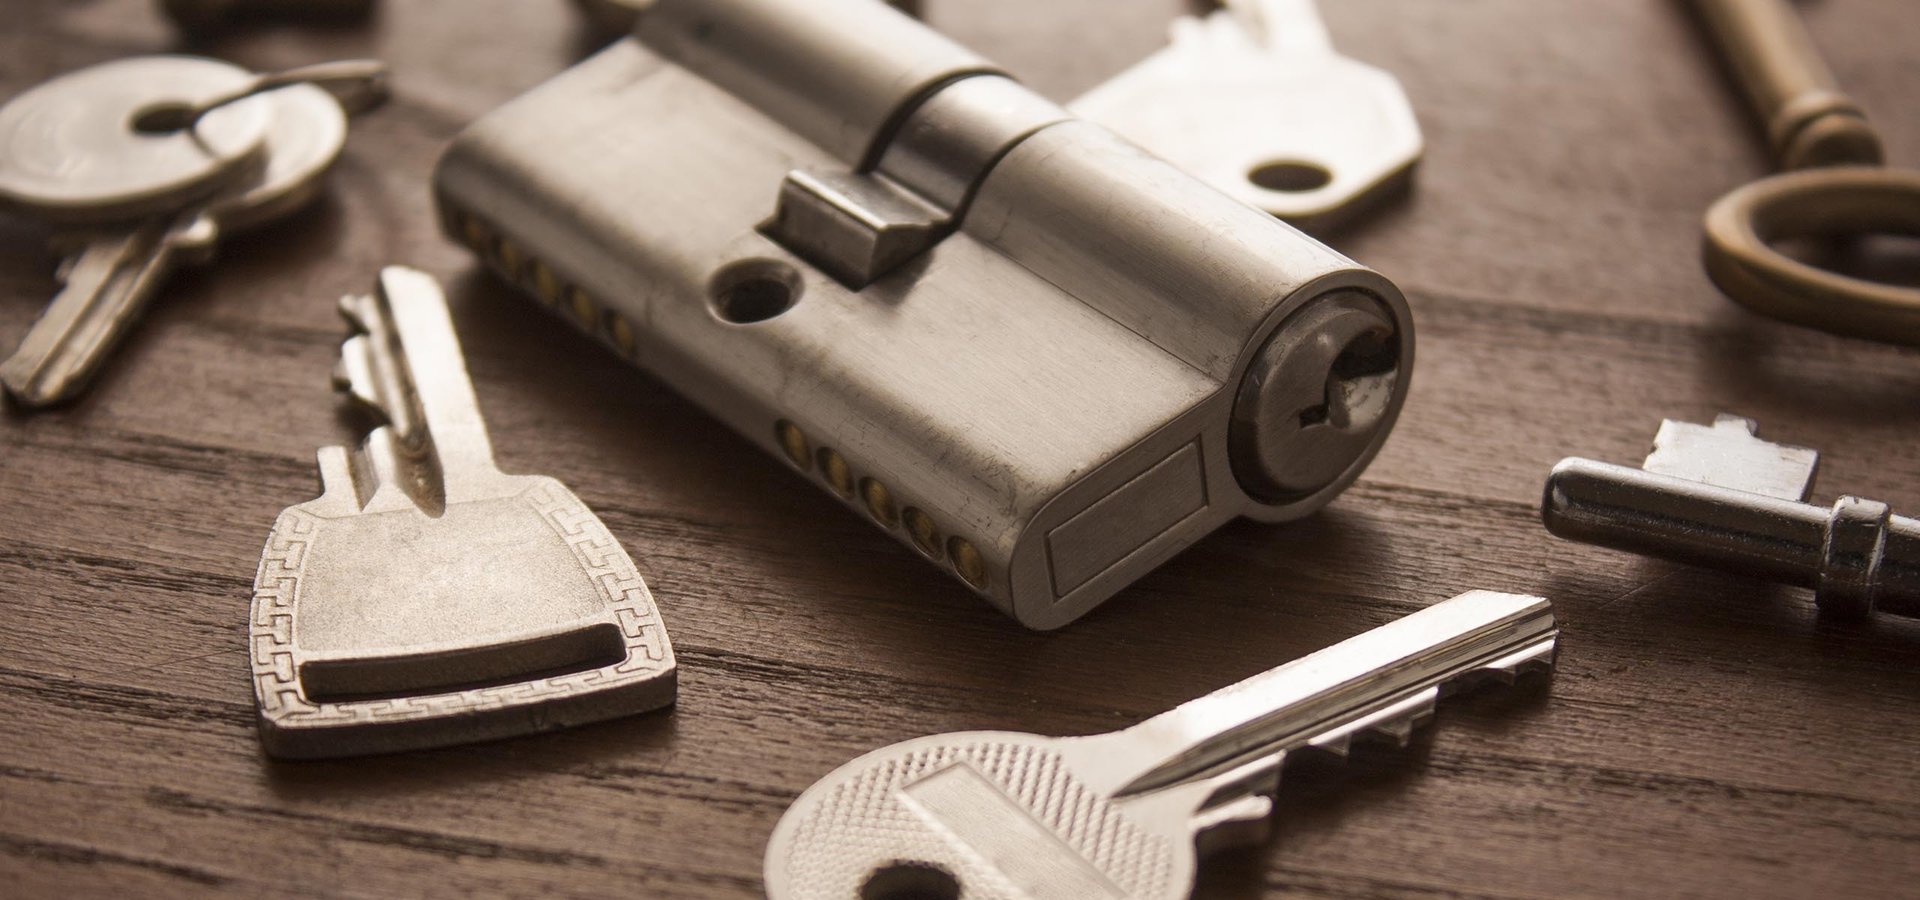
1686, 0, 1919, 347
1703, 166, 1920, 346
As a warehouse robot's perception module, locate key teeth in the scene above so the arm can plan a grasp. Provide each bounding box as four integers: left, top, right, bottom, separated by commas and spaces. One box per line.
1366, 710, 1427, 748
337, 292, 375, 336
1478, 638, 1559, 683
334, 334, 391, 425
1308, 732, 1353, 758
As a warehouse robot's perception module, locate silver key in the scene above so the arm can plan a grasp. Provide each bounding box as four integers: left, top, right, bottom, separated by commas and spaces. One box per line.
0, 56, 273, 224
765, 590, 1555, 900
1071, 0, 1423, 231
1544, 415, 1920, 622
251, 266, 677, 758
0, 74, 362, 408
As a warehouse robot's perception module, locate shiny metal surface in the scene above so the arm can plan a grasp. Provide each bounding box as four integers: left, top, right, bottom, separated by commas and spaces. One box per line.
1684, 0, 1920, 346
632, 0, 993, 166
874, 75, 1071, 213
763, 590, 1557, 900
251, 267, 676, 759
1071, 0, 1422, 231
434, 10, 1413, 627
1543, 414, 1920, 621
0, 56, 272, 224
1, 81, 353, 409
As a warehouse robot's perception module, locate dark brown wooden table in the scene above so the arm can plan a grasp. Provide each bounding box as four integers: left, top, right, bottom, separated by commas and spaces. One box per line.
3, 1, 1917, 896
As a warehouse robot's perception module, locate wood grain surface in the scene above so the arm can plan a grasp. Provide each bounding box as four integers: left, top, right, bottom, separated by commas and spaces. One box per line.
3, 1, 1918, 897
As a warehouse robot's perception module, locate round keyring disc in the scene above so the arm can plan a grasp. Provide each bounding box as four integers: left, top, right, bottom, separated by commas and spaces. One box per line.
209, 82, 349, 234
0, 56, 274, 224
1703, 166, 1920, 347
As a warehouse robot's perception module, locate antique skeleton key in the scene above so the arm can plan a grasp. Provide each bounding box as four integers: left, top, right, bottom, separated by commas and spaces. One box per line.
1544, 415, 1920, 622
765, 591, 1556, 899
251, 267, 675, 758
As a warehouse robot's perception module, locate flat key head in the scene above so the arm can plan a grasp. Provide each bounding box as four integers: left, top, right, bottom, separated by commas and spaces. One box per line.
0, 56, 273, 224
1070, 3, 1423, 231
253, 473, 675, 758
765, 731, 1206, 900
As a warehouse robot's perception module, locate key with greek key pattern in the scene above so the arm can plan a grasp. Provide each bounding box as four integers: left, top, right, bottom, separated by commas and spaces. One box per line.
250, 266, 676, 758
765, 590, 1555, 900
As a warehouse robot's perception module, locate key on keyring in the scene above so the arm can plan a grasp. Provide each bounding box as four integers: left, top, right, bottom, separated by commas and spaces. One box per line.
1071, 0, 1423, 232
0, 58, 382, 408
251, 267, 676, 758
765, 591, 1555, 900
0, 56, 272, 225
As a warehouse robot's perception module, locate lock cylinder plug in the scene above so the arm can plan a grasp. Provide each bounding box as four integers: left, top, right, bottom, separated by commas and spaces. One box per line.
1229, 291, 1407, 503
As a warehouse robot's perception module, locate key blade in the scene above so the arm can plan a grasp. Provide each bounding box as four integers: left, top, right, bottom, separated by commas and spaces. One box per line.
375, 267, 494, 464
0, 217, 210, 408
1108, 591, 1555, 798
334, 266, 499, 506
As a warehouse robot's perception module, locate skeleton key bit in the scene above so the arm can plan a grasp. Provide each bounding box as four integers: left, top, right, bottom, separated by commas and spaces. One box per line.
1072, 0, 1423, 231
1544, 415, 1920, 622
251, 267, 675, 758
765, 590, 1555, 900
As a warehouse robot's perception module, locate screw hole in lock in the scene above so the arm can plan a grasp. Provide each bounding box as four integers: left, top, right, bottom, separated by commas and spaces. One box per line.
861, 862, 962, 900
1247, 159, 1333, 194
710, 259, 801, 324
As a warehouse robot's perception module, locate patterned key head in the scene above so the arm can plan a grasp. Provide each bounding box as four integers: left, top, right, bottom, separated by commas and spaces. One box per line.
250, 472, 676, 758
766, 731, 1207, 900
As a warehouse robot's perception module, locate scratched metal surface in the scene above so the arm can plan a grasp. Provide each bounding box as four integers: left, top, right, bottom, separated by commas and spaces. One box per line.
0, 0, 1916, 897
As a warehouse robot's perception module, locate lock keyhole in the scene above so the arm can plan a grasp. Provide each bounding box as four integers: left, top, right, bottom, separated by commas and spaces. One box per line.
1229, 292, 1406, 503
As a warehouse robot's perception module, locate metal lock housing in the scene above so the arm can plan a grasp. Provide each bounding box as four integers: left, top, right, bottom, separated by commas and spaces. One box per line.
433, 0, 1414, 628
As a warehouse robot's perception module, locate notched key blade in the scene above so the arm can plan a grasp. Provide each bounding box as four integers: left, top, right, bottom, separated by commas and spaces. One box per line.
250, 266, 676, 759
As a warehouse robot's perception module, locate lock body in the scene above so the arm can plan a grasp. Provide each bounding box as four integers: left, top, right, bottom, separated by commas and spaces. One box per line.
434, 0, 1413, 628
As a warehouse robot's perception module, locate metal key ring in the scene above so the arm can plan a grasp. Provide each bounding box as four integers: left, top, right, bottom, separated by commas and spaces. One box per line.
1702, 165, 1920, 347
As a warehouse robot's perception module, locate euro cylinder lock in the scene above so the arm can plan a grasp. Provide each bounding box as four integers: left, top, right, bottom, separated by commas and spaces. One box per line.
433, 0, 1414, 628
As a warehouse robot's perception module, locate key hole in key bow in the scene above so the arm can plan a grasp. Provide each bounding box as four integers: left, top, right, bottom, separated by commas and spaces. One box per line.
130, 101, 197, 134
862, 862, 961, 900
1248, 159, 1333, 193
